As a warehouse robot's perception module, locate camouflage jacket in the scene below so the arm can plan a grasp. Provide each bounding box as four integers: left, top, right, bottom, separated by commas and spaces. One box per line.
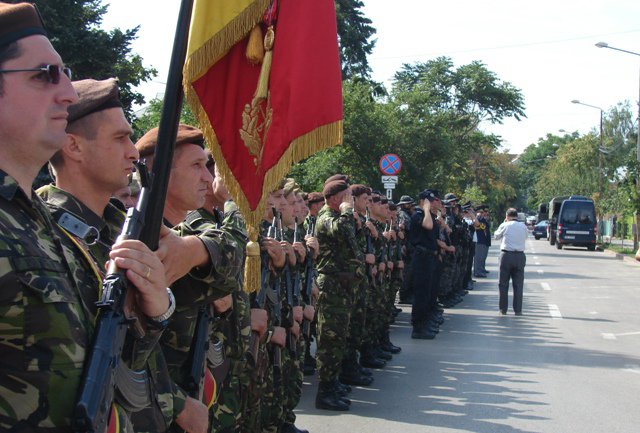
160, 207, 244, 407
0, 171, 155, 431
37, 185, 175, 432
315, 204, 364, 277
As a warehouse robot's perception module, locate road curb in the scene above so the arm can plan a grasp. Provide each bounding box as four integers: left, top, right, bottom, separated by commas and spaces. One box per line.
603, 248, 640, 266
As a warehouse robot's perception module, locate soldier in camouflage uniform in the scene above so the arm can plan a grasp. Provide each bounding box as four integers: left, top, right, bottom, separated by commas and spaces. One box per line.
359, 194, 388, 369
342, 184, 377, 385
383, 202, 403, 354
0, 5, 172, 430
314, 179, 364, 411
36, 77, 180, 432
135, 125, 245, 433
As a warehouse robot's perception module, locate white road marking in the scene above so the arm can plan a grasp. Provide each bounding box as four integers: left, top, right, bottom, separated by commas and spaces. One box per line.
533, 256, 539, 260
541, 282, 551, 291
623, 369, 640, 375
588, 311, 598, 315
600, 331, 640, 340
548, 304, 562, 319
602, 333, 617, 340
537, 269, 544, 274
535, 261, 541, 265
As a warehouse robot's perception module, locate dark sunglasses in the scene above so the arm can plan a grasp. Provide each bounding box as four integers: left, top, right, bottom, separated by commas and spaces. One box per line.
0, 64, 72, 84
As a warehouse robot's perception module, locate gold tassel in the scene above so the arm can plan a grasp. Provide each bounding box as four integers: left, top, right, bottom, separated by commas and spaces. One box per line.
243, 226, 261, 293
246, 24, 264, 65
255, 26, 274, 100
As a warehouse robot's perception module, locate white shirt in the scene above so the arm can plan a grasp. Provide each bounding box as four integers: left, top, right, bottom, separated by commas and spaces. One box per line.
494, 219, 527, 252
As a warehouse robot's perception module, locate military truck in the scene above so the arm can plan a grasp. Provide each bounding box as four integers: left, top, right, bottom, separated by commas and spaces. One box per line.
547, 196, 569, 246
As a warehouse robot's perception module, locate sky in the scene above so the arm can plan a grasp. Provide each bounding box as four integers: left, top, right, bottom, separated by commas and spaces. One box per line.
102, 0, 640, 155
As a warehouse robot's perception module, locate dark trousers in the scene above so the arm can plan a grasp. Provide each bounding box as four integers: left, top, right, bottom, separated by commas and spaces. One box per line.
411, 249, 436, 326
498, 251, 526, 313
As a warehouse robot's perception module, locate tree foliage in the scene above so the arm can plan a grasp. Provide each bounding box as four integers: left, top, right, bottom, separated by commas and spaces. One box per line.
34, 0, 156, 118
335, 0, 376, 80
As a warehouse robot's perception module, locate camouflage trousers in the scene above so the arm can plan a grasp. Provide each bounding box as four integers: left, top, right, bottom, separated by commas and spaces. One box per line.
210, 359, 249, 433
346, 278, 368, 358
283, 336, 305, 424
439, 254, 456, 296
316, 273, 359, 382
241, 347, 268, 433
261, 345, 286, 433
367, 274, 389, 344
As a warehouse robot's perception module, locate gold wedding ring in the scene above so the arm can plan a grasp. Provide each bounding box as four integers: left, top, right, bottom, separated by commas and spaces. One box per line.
145, 266, 151, 279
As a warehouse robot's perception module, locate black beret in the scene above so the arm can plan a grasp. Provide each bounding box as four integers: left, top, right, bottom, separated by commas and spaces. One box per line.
0, 3, 46, 47
324, 174, 350, 185
136, 124, 205, 158
307, 192, 324, 204
322, 180, 349, 198
67, 78, 122, 123
418, 189, 440, 202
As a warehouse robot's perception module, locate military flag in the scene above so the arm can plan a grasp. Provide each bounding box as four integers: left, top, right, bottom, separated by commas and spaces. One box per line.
183, 0, 343, 292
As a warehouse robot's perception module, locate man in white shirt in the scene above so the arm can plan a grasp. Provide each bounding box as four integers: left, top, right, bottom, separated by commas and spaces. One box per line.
494, 208, 528, 315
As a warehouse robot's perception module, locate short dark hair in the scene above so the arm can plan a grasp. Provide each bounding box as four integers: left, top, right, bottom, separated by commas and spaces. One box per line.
0, 41, 21, 94
507, 208, 518, 218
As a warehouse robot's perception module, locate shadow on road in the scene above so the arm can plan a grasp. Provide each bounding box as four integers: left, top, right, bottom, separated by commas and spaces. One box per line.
296, 277, 640, 433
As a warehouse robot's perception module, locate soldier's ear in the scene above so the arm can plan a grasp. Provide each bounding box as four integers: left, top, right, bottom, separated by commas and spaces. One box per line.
61, 133, 85, 163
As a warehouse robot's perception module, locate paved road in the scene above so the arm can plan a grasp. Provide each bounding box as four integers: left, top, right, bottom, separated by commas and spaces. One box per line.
294, 236, 640, 433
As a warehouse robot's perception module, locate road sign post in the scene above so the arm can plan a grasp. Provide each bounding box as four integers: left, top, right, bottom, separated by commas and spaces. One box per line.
379, 154, 402, 200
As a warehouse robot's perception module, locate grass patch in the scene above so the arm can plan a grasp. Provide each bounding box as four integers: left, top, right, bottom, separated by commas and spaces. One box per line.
603, 244, 636, 256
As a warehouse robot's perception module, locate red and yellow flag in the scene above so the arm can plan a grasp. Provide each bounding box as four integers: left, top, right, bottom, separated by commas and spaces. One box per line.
183, 0, 343, 292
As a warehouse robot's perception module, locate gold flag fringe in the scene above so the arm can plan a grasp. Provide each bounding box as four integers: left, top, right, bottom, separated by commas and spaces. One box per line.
183, 0, 271, 85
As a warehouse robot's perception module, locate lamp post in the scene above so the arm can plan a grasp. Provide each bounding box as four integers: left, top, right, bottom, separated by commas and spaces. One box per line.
595, 42, 640, 163
572, 99, 604, 241
595, 42, 640, 250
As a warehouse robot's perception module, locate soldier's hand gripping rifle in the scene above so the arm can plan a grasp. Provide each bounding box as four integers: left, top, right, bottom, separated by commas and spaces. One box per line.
278, 213, 297, 358
246, 214, 277, 367
182, 208, 224, 402
73, 162, 156, 433
302, 216, 316, 338
364, 207, 375, 286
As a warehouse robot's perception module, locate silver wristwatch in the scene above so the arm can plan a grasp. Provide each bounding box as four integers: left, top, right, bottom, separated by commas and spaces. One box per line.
148, 288, 176, 326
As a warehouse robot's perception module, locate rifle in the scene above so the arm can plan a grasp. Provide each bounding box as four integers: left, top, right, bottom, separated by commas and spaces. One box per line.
278, 213, 297, 358
73, 1, 195, 429
246, 214, 277, 367
364, 207, 375, 286
302, 216, 316, 338
266, 208, 282, 373
182, 208, 225, 401
72, 163, 153, 432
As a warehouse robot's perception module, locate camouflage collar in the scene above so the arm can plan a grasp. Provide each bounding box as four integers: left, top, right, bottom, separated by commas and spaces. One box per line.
35, 185, 126, 243
0, 169, 25, 201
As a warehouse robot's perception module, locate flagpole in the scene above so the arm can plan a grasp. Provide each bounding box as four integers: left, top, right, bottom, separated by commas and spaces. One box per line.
139, 0, 195, 249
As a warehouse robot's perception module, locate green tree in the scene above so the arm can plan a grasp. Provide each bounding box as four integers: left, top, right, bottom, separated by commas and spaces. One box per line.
335, 0, 377, 80
132, 98, 197, 140
34, 0, 156, 117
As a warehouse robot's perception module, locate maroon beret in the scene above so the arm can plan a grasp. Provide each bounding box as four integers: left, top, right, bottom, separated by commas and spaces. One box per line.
322, 180, 349, 198
68, 78, 122, 123
350, 184, 369, 197
307, 192, 324, 204
0, 3, 46, 47
324, 174, 349, 186
136, 124, 204, 158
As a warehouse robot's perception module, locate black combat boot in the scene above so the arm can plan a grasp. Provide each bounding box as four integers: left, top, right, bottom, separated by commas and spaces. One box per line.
381, 330, 401, 354
411, 322, 436, 340
360, 345, 386, 368
281, 423, 310, 433
340, 363, 374, 386
315, 381, 349, 411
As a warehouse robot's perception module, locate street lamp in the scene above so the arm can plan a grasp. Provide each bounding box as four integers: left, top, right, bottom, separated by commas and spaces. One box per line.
572, 99, 604, 241
596, 42, 640, 163
596, 42, 640, 250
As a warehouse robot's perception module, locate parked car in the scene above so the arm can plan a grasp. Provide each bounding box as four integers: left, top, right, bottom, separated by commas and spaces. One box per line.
533, 220, 549, 240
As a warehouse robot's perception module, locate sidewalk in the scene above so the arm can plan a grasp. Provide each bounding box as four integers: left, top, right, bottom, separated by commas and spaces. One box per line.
601, 236, 640, 265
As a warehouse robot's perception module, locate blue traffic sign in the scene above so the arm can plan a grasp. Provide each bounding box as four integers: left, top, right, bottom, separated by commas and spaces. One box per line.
379, 153, 402, 175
